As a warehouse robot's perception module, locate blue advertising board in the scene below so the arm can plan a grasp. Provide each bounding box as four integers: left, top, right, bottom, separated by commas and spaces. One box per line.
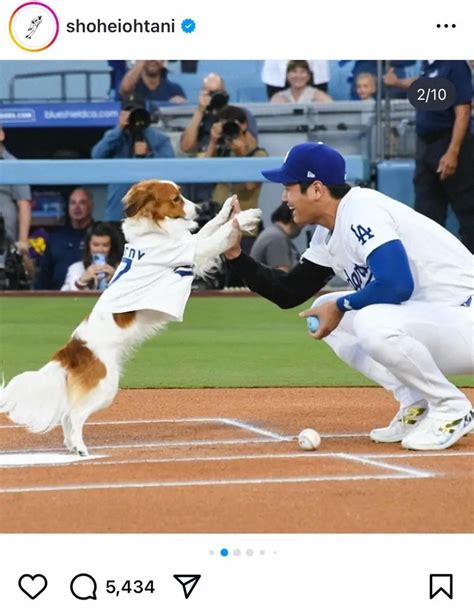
0, 102, 120, 128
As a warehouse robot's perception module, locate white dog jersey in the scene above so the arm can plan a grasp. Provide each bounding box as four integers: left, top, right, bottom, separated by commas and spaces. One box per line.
94, 230, 195, 321
302, 187, 473, 306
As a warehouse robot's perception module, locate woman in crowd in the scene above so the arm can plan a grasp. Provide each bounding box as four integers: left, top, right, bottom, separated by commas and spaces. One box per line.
61, 222, 122, 291
270, 60, 332, 104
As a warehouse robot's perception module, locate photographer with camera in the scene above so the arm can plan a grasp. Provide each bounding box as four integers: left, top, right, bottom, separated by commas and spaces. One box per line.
206, 105, 268, 258
180, 73, 259, 205
0, 125, 34, 289
181, 73, 258, 155
91, 98, 175, 221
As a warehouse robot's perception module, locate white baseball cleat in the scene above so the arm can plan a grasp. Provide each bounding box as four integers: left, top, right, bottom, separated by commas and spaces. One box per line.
401, 410, 474, 451
370, 404, 427, 443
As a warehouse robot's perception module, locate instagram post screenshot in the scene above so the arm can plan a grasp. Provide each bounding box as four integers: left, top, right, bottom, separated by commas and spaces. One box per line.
0, 1, 473, 607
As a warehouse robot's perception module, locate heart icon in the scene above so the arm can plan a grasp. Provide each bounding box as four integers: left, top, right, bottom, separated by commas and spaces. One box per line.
18, 574, 48, 599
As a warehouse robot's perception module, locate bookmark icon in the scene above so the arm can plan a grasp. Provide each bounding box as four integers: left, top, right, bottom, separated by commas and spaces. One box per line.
429, 574, 453, 600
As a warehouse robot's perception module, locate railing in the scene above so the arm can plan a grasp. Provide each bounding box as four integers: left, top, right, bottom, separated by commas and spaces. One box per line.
9, 70, 112, 103
0, 156, 371, 185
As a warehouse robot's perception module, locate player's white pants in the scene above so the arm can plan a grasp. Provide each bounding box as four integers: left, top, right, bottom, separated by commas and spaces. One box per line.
312, 292, 474, 419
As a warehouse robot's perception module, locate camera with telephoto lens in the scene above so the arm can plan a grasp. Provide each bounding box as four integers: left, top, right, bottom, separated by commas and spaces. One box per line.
207, 90, 229, 112
128, 105, 151, 138
215, 119, 242, 156
122, 98, 151, 157
0, 215, 30, 290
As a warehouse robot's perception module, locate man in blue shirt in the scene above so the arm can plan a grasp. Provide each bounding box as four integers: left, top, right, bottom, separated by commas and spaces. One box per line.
91, 103, 175, 221
385, 60, 474, 252
119, 60, 187, 105
36, 188, 94, 289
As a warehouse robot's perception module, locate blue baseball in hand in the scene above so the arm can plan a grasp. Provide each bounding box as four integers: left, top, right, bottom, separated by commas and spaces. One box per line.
307, 315, 320, 333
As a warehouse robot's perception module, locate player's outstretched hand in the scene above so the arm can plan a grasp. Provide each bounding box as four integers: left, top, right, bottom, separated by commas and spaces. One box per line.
224, 218, 243, 260
230, 195, 242, 218
299, 300, 344, 340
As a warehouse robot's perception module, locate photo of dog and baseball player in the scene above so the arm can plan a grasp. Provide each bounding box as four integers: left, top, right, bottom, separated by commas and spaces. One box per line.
0, 59, 472, 534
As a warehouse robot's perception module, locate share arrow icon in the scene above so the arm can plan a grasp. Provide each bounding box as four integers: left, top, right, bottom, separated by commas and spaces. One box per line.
173, 574, 201, 599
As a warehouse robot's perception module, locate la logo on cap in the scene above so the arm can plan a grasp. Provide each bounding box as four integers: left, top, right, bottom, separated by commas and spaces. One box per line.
307, 171, 316, 178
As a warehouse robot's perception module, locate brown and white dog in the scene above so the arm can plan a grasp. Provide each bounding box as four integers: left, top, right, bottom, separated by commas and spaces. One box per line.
0, 179, 261, 456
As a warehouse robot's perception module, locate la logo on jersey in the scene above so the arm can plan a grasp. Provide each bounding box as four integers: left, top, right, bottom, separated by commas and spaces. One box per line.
350, 224, 374, 245
9, 2, 59, 52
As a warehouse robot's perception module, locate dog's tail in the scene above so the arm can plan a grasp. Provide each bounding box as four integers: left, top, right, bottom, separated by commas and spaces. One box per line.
0, 361, 68, 433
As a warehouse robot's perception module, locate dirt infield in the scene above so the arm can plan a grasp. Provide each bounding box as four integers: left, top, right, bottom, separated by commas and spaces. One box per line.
1, 387, 473, 533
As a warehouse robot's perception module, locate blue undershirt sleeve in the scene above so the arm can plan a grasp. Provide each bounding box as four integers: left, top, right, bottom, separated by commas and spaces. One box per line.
336, 239, 414, 312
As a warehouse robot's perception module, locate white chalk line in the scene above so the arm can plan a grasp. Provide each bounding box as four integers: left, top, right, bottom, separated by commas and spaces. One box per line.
0, 431, 371, 455
0, 473, 424, 494
0, 416, 287, 438
3, 450, 473, 469
365, 451, 474, 459
0, 416, 370, 439
3, 434, 474, 456
0, 453, 106, 467
338, 452, 432, 478
218, 417, 287, 441
0, 436, 292, 455
0, 417, 266, 429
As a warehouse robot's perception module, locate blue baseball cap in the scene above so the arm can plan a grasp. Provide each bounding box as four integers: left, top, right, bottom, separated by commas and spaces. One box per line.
262, 142, 346, 185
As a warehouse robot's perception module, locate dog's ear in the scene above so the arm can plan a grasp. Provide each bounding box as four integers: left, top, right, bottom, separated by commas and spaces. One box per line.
123, 180, 185, 223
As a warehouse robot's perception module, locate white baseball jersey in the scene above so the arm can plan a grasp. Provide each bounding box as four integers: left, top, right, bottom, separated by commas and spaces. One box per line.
302, 187, 473, 306
93, 230, 195, 321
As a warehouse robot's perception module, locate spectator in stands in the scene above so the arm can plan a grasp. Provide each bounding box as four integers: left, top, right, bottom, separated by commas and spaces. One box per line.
91, 99, 175, 221
61, 222, 122, 291
36, 188, 94, 289
355, 72, 377, 100
0, 126, 33, 267
262, 60, 330, 99
270, 61, 332, 104
342, 60, 416, 100
384, 60, 474, 253
250, 202, 301, 271
180, 72, 259, 204
119, 60, 187, 105
108, 60, 127, 99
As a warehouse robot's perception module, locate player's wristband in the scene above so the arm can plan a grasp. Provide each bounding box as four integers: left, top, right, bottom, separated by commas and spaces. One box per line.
336, 296, 354, 312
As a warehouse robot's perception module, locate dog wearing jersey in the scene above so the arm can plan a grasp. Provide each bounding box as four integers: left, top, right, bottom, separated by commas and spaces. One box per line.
0, 180, 261, 456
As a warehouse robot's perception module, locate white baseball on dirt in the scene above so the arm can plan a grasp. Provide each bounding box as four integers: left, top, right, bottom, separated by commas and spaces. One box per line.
298, 428, 321, 451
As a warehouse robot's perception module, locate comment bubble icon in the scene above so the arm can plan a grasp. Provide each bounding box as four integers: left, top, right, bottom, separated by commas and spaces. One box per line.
70, 573, 98, 601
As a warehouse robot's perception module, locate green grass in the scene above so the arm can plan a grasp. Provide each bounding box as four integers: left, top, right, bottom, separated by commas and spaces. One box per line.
1, 296, 472, 389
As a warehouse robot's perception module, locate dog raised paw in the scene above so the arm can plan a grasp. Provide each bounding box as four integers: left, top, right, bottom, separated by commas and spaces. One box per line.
236, 208, 262, 233
216, 196, 235, 223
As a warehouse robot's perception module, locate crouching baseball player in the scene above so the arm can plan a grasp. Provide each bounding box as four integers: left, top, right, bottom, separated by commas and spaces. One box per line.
225, 142, 474, 451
